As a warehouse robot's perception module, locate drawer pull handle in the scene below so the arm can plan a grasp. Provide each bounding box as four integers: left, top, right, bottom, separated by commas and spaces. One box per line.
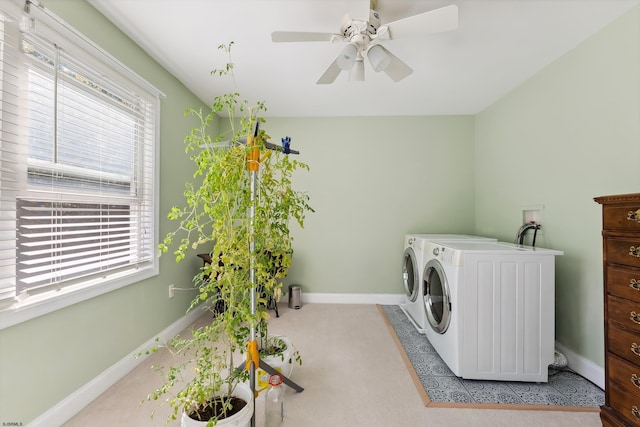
633, 343, 640, 357
633, 374, 640, 389
629, 209, 640, 223
634, 406, 640, 420
631, 311, 640, 324
632, 279, 640, 291
632, 246, 640, 258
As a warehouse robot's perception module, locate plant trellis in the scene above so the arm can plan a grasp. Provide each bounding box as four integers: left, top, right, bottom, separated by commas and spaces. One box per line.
236, 121, 304, 427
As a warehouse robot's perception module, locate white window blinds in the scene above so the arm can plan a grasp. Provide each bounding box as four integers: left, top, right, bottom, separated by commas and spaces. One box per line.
0, 5, 23, 305
0, 0, 160, 315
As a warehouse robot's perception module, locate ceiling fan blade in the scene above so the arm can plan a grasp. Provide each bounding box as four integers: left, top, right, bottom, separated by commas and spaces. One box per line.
385, 4, 459, 39
316, 59, 343, 84
379, 46, 413, 82
271, 31, 338, 43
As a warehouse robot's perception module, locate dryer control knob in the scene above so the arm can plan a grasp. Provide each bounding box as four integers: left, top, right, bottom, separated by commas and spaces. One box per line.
433, 247, 439, 256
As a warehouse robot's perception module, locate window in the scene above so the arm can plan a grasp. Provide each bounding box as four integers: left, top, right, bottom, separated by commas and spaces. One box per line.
0, 0, 161, 328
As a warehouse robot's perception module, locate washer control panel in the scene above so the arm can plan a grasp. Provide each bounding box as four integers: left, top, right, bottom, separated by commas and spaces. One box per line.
434, 246, 456, 264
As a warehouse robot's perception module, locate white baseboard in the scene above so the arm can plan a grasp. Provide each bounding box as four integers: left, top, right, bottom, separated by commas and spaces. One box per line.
555, 341, 604, 389
300, 292, 405, 305
29, 306, 208, 427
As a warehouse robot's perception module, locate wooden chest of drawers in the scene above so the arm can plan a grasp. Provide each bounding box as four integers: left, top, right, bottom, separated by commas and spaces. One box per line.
595, 193, 640, 426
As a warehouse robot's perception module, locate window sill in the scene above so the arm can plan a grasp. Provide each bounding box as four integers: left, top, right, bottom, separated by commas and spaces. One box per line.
0, 265, 158, 330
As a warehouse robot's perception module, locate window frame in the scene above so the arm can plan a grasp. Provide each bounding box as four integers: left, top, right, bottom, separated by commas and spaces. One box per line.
0, 0, 162, 329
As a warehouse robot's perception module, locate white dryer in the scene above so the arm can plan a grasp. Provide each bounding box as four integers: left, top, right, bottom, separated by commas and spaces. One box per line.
401, 234, 495, 333
422, 240, 563, 382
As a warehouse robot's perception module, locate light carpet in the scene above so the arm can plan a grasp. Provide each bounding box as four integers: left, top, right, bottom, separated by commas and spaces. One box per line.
379, 304, 603, 412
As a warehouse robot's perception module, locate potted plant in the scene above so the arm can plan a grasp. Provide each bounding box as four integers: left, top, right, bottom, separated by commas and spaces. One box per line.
148, 42, 313, 426
255, 319, 302, 391
251, 249, 302, 390
151, 318, 254, 427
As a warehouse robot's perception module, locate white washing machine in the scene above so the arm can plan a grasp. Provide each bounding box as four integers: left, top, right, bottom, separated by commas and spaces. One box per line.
401, 234, 495, 333
422, 240, 563, 382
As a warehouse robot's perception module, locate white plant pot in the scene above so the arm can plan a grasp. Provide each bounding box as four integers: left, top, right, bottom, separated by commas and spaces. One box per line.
181, 383, 254, 427
257, 335, 294, 391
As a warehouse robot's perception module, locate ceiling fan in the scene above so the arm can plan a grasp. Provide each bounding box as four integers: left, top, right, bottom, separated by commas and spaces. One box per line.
271, 1, 459, 84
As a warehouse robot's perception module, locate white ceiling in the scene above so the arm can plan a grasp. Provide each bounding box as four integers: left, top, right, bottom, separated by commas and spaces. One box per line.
88, 0, 639, 117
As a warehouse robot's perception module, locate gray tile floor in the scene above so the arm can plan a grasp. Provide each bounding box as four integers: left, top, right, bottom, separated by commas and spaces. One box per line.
381, 305, 604, 408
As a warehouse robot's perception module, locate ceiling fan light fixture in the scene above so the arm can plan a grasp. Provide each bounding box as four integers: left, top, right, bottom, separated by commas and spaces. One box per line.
367, 44, 390, 72
336, 43, 358, 71
349, 60, 364, 82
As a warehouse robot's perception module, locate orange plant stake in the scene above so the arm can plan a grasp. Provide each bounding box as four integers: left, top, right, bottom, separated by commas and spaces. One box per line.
247, 133, 260, 172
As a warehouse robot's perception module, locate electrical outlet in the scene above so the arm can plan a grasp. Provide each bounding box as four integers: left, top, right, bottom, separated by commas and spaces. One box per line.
521, 205, 544, 234
169, 284, 175, 299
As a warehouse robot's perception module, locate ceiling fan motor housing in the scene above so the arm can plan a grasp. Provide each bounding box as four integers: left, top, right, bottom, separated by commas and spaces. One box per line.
340, 9, 383, 53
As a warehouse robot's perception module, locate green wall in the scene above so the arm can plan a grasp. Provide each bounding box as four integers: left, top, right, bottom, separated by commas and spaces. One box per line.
474, 6, 640, 366
0, 1, 209, 423
260, 116, 476, 294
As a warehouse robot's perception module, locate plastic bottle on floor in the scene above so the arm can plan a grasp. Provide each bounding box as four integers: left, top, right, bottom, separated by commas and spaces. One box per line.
265, 374, 284, 426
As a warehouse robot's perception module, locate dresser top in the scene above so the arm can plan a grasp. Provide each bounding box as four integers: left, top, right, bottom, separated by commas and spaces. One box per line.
594, 193, 640, 205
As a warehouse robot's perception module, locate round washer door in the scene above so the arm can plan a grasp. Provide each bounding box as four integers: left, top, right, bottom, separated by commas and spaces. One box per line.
423, 258, 451, 334
402, 247, 419, 302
